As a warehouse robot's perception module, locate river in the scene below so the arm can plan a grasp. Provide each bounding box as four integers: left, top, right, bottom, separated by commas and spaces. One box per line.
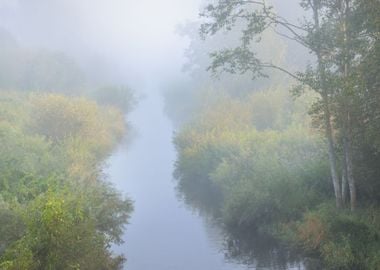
106, 89, 305, 270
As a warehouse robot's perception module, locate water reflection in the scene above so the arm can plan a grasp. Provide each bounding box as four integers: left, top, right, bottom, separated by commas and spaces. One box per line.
107, 89, 318, 270
222, 230, 304, 270
174, 168, 223, 217
175, 165, 309, 270
107, 91, 252, 270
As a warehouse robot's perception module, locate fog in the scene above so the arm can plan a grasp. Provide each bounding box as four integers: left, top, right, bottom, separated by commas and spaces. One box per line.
0, 0, 304, 90
0, 0, 202, 89
1, 0, 377, 269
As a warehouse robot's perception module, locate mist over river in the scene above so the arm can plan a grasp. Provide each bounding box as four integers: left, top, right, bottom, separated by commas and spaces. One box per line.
1, 1, 378, 269
105, 88, 305, 270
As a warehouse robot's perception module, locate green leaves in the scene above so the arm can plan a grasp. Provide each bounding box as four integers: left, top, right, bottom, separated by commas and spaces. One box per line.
0, 93, 132, 269
174, 87, 328, 230
208, 47, 266, 79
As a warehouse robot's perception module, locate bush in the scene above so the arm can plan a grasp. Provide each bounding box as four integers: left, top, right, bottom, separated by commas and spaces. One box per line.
296, 205, 380, 269
28, 93, 126, 177
0, 92, 133, 269
174, 88, 329, 230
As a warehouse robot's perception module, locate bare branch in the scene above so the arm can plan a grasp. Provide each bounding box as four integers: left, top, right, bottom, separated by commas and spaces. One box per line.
270, 26, 309, 47
260, 62, 303, 82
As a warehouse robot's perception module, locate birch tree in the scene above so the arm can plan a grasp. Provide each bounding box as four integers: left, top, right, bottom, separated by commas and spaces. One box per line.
200, 0, 344, 208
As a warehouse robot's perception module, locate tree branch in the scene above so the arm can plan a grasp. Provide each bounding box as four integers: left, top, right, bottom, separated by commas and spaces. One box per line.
260, 62, 302, 82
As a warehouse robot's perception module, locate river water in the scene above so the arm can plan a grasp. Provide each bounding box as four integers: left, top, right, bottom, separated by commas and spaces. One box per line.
106, 90, 304, 270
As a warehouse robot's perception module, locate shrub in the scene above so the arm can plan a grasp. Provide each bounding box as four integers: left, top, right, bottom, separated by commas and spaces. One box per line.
296, 205, 380, 269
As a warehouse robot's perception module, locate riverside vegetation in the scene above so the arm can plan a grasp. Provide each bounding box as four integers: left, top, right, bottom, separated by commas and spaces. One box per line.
172, 0, 380, 269
0, 30, 135, 270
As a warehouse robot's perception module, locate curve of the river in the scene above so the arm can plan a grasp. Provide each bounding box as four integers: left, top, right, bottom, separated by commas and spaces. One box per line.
106, 88, 309, 270
106, 89, 252, 270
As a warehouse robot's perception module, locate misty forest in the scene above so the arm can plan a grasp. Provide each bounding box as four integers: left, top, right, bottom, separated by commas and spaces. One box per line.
0, 0, 379, 269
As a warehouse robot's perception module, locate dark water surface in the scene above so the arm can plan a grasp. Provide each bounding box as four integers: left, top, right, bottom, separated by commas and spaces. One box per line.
106, 90, 304, 270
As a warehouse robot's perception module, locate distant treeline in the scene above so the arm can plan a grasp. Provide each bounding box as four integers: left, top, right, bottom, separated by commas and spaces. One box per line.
0, 27, 136, 113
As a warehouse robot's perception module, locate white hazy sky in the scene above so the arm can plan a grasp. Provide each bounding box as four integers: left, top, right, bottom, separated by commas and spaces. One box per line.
0, 0, 304, 89
0, 0, 203, 88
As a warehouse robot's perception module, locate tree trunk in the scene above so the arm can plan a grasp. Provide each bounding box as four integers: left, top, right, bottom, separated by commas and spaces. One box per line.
342, 114, 356, 210
345, 113, 357, 210
342, 0, 357, 211
324, 101, 343, 209
341, 137, 348, 205
312, 0, 343, 208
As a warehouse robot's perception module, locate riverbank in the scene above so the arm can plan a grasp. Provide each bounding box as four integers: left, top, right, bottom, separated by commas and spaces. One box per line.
0, 91, 133, 269
173, 88, 380, 270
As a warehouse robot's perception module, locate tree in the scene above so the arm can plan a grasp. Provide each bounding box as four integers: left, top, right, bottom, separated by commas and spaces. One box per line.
200, 0, 380, 210
314, 0, 380, 210
199, 0, 345, 208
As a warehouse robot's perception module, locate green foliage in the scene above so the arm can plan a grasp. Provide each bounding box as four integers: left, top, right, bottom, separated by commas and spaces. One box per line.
27, 93, 125, 177
0, 92, 132, 269
192, 0, 380, 266
296, 205, 380, 270
1, 186, 130, 270
174, 88, 329, 229
29, 93, 125, 144
0, 200, 25, 256
198, 0, 380, 211
215, 128, 329, 232
174, 76, 380, 267
0, 121, 63, 203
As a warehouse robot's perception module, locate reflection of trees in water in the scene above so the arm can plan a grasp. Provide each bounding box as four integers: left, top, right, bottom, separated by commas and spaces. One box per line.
174, 172, 323, 270
174, 166, 223, 217
222, 230, 305, 270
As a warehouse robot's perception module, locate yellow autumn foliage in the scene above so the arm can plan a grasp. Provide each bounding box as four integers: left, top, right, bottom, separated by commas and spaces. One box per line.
28, 93, 126, 177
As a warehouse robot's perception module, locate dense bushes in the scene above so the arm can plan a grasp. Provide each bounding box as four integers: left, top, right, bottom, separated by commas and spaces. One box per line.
29, 93, 126, 177
174, 89, 327, 226
217, 129, 328, 230
295, 205, 380, 269
0, 27, 136, 270
174, 87, 380, 269
0, 92, 132, 269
